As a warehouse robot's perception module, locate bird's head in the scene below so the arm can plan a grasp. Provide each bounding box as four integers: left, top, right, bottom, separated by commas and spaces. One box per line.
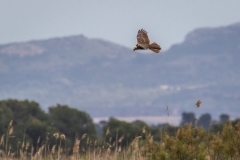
133, 45, 137, 51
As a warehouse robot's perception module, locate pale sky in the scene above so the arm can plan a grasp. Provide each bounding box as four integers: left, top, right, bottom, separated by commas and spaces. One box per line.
1, 1, 240, 50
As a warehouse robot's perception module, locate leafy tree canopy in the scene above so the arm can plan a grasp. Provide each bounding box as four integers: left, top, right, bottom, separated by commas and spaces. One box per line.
48, 104, 97, 140
0, 99, 97, 151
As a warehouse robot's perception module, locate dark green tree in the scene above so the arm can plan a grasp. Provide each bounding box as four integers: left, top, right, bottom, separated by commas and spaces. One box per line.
102, 118, 142, 147
0, 99, 53, 152
0, 103, 14, 135
102, 118, 161, 147
180, 112, 196, 126
211, 118, 240, 133
220, 114, 230, 123
48, 104, 97, 143
197, 113, 211, 130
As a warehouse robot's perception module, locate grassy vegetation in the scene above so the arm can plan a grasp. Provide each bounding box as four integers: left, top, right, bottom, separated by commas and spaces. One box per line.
1, 117, 240, 160
0, 99, 239, 159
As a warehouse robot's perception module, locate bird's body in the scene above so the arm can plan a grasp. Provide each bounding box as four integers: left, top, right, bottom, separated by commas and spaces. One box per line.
133, 29, 161, 53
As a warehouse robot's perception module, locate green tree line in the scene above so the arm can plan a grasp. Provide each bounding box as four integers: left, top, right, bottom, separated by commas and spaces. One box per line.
0, 99, 96, 153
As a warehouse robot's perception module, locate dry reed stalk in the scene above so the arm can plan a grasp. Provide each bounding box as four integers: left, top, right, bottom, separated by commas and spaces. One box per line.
37, 137, 40, 145
128, 136, 142, 160
7, 145, 11, 156
0, 149, 6, 158
9, 126, 13, 136
0, 134, 4, 146
109, 137, 112, 143
61, 134, 67, 159
131, 136, 142, 147
21, 141, 25, 149
53, 133, 59, 139
117, 146, 121, 152
50, 145, 56, 160
33, 144, 45, 160
107, 147, 111, 154
73, 133, 87, 159
60, 134, 65, 140
102, 127, 110, 151
118, 135, 124, 143
114, 128, 118, 155
142, 126, 146, 134
51, 145, 56, 154
25, 141, 30, 150
19, 149, 24, 159
5, 120, 13, 153
36, 137, 40, 153
146, 134, 153, 145
81, 133, 87, 140
161, 142, 165, 149
73, 139, 80, 153
106, 127, 110, 136
8, 120, 13, 127
44, 133, 50, 156
31, 145, 34, 160
58, 134, 65, 160
86, 137, 89, 145
10, 152, 15, 159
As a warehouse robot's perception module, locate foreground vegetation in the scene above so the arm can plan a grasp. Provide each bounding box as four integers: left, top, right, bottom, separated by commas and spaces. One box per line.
1, 120, 240, 160
1, 99, 240, 159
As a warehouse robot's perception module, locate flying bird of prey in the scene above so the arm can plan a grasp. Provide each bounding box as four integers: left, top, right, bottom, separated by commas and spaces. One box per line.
133, 29, 161, 53
196, 99, 202, 108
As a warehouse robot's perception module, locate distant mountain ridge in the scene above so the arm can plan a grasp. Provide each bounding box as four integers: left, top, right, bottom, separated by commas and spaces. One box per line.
169, 22, 240, 55
0, 22, 239, 119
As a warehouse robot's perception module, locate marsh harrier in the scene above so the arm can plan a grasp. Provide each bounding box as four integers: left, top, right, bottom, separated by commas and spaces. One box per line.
133, 29, 161, 53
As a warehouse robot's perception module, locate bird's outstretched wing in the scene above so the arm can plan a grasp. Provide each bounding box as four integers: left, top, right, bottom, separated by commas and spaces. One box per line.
137, 29, 150, 46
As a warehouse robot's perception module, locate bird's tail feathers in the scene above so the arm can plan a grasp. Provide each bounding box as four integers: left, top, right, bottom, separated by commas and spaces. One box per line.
149, 42, 161, 54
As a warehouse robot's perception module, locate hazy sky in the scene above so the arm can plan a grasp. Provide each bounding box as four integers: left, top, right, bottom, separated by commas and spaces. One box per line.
1, 1, 240, 50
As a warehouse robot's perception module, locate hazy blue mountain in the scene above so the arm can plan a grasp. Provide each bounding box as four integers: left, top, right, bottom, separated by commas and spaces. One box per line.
0, 22, 239, 119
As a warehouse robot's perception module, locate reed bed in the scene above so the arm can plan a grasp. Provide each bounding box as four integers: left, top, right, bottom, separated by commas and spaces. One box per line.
1, 101, 240, 160
1, 121, 240, 160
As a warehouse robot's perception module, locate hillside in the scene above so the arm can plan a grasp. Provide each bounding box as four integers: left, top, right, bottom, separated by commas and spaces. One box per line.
0, 22, 240, 119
